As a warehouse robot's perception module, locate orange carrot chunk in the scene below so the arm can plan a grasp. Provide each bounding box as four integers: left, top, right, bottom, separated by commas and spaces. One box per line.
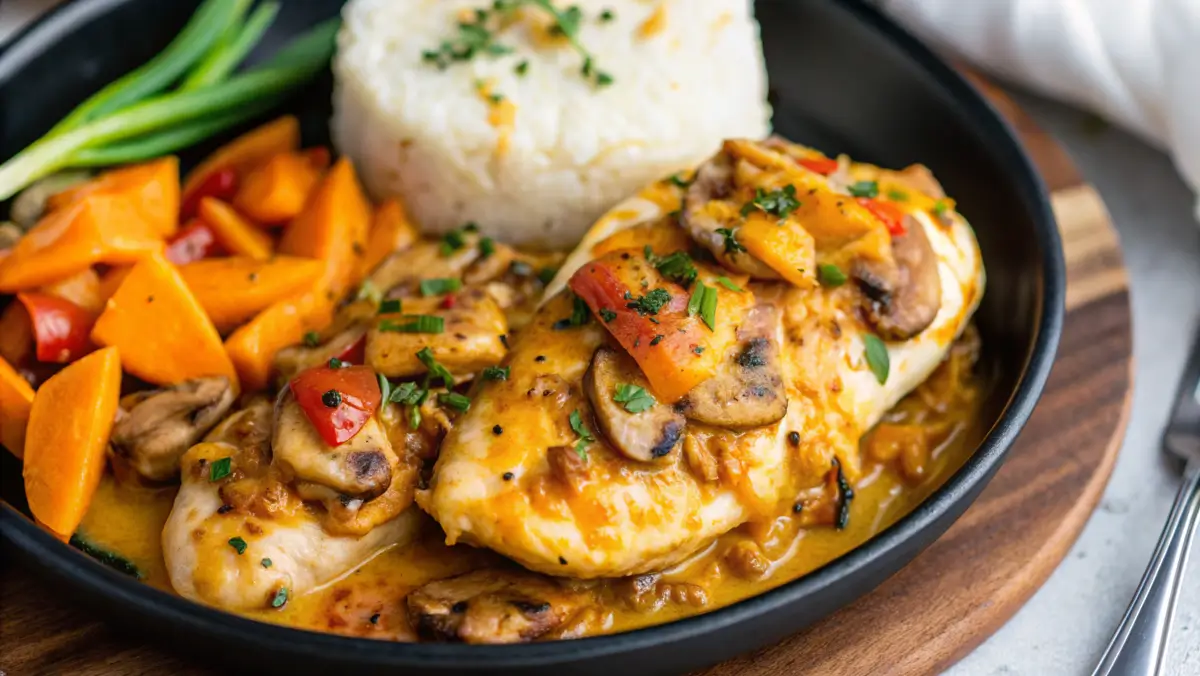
47, 157, 180, 238
183, 116, 300, 202
233, 151, 322, 225
224, 285, 334, 393
179, 256, 325, 333
91, 253, 238, 389
279, 157, 371, 296
198, 198, 274, 260
358, 198, 419, 279
22, 346, 121, 537
0, 355, 35, 458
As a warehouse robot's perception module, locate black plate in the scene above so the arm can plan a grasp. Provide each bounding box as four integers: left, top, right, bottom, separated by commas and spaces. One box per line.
0, 0, 1064, 673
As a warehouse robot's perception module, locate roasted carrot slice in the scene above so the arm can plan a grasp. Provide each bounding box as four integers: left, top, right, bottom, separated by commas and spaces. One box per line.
0, 355, 34, 458
198, 198, 274, 260
233, 151, 322, 225
91, 253, 238, 389
183, 116, 300, 201
568, 249, 749, 402
47, 157, 180, 238
0, 197, 163, 292
358, 198, 418, 279
279, 157, 371, 296
22, 346, 121, 537
224, 285, 335, 392
179, 256, 324, 333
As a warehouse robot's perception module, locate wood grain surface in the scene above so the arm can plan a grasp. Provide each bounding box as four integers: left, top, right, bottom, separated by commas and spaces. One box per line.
0, 79, 1133, 676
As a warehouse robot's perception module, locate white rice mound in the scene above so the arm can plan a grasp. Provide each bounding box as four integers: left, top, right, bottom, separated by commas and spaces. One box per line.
332, 0, 770, 248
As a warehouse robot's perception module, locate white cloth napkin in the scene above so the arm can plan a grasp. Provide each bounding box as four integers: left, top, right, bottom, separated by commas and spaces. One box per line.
877, 0, 1200, 218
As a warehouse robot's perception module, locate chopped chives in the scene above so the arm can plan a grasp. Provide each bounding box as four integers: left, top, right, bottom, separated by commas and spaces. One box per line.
438, 392, 472, 412
378, 298, 402, 314
419, 277, 463, 296
379, 315, 445, 334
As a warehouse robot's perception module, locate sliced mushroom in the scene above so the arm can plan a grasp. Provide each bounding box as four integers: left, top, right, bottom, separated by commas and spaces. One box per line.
272, 387, 397, 501
9, 170, 92, 228
109, 377, 236, 482
583, 347, 684, 462
862, 215, 942, 340
676, 305, 787, 428
681, 150, 780, 280
407, 569, 586, 644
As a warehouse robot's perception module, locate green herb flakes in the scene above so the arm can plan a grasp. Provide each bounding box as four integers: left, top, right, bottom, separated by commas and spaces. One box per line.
478, 237, 496, 259
438, 392, 472, 412
377, 373, 392, 406
715, 276, 743, 292
625, 288, 671, 316
648, 248, 697, 288
536, 266, 559, 285
417, 347, 455, 387
740, 184, 800, 221
515, 59, 529, 75
378, 298, 402, 314
887, 189, 908, 202
687, 282, 717, 330
261, 558, 272, 568
419, 277, 463, 296
228, 536, 247, 555
482, 365, 510, 381
863, 333, 890, 384
271, 587, 289, 609
302, 330, 320, 347
599, 308, 617, 322
569, 409, 594, 458
380, 315, 445, 334
356, 279, 383, 305
599, 8, 616, 21
847, 180, 879, 199
715, 227, 745, 255
613, 383, 656, 413
817, 263, 847, 287
209, 457, 232, 482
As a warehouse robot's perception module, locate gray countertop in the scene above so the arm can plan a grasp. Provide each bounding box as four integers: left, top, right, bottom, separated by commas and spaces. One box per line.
2, 2, 1198, 674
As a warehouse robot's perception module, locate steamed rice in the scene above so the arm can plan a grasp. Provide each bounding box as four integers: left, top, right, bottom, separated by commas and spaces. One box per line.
333, 0, 770, 248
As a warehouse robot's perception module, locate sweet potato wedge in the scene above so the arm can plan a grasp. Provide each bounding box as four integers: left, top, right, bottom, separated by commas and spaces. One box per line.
198, 198, 274, 260
47, 157, 180, 238
233, 151, 322, 225
179, 256, 324, 333
279, 157, 371, 296
183, 116, 300, 201
358, 198, 419, 279
0, 355, 34, 458
91, 253, 238, 389
22, 346, 121, 537
224, 285, 335, 393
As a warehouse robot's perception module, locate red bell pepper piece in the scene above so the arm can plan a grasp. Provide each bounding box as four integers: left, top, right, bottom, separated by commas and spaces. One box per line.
165, 220, 227, 265
289, 363, 381, 446
302, 147, 332, 172
334, 334, 366, 365
857, 197, 908, 236
797, 157, 839, 175
180, 166, 238, 221
16, 292, 95, 363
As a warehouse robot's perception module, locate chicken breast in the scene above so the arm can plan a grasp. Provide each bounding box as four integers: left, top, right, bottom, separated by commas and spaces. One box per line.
421, 142, 984, 579
163, 400, 423, 611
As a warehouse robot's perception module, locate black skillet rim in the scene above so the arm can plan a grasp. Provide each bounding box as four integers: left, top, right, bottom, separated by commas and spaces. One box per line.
0, 0, 1065, 669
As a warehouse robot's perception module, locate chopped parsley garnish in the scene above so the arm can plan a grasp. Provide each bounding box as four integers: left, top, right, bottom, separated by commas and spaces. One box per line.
687, 282, 717, 330
715, 227, 745, 254
740, 184, 800, 221
569, 409, 594, 458
439, 226, 474, 256
271, 587, 289, 609
438, 392, 472, 412
649, 334, 664, 346
536, 266, 559, 285
380, 315, 445, 334
647, 248, 697, 288
420, 277, 463, 296
613, 383, 656, 413
847, 180, 879, 198
863, 333, 890, 384
327, 357, 347, 369
261, 558, 272, 568
817, 263, 847, 287
484, 0, 611, 87
356, 279, 383, 305
482, 365, 510, 381
665, 172, 691, 189
417, 347, 455, 386
715, 276, 743, 292
599, 8, 616, 22
378, 298, 402, 314
302, 330, 320, 347
554, 294, 592, 330
209, 457, 232, 482
692, 346, 705, 355
377, 373, 392, 406
599, 308, 617, 322
488, 92, 505, 104
887, 189, 908, 202
478, 237, 496, 259
625, 288, 671, 316
421, 10, 513, 69
228, 537, 247, 555
515, 59, 529, 76
932, 199, 951, 215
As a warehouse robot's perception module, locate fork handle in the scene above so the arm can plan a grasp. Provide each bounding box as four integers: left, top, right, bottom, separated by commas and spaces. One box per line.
1092, 461, 1200, 676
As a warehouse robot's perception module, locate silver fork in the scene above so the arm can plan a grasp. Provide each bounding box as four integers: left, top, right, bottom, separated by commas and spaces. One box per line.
1093, 330, 1200, 676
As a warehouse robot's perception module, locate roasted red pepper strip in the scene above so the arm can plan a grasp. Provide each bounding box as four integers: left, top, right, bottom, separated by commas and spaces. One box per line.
16, 292, 95, 363
289, 363, 381, 446
857, 197, 907, 236
335, 334, 366, 365
797, 157, 839, 175
165, 220, 227, 265
180, 166, 238, 221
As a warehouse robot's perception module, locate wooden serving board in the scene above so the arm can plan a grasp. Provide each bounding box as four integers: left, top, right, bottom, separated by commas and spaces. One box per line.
0, 77, 1133, 676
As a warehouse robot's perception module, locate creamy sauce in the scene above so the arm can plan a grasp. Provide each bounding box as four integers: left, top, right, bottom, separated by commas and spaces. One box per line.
78, 332, 985, 639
